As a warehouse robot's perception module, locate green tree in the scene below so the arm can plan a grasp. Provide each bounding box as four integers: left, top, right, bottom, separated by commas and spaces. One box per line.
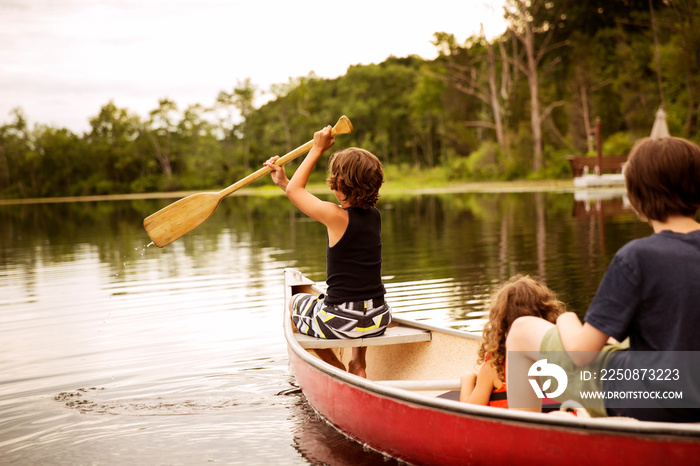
86, 101, 142, 194
32, 125, 86, 197
504, 0, 569, 172
665, 0, 700, 136
335, 58, 422, 165
269, 75, 316, 154
146, 98, 178, 180
431, 29, 512, 153
410, 66, 447, 167
176, 103, 223, 189
0, 108, 32, 197
215, 78, 258, 175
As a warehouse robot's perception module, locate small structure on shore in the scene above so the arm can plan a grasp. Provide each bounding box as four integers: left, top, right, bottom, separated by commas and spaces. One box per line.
568, 118, 626, 188
650, 107, 670, 139
570, 109, 669, 189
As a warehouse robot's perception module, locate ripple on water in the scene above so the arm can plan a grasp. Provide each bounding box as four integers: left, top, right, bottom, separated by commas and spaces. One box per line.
54, 387, 244, 416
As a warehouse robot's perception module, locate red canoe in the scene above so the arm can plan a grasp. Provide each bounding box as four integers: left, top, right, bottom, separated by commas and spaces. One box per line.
283, 268, 700, 465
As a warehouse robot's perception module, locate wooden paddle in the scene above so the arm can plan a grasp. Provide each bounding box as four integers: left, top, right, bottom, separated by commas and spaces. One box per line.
143, 115, 354, 247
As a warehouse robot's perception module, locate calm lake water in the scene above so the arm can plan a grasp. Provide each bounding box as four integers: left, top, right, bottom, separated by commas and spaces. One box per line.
0, 189, 651, 465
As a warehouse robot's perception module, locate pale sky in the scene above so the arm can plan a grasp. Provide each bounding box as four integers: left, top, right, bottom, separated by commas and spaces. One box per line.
0, 0, 506, 134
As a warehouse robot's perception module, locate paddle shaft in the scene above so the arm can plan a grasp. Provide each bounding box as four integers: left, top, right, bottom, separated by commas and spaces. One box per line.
220, 133, 322, 197
213, 115, 352, 199
143, 116, 353, 247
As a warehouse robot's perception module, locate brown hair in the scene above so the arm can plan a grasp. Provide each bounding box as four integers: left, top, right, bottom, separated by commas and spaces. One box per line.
624, 137, 700, 222
326, 147, 384, 208
479, 275, 564, 381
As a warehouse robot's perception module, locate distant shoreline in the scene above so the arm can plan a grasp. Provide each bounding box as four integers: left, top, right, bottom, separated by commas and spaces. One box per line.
0, 179, 587, 206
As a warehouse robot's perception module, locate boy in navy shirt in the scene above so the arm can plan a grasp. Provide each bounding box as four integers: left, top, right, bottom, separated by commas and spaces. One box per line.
506, 137, 700, 421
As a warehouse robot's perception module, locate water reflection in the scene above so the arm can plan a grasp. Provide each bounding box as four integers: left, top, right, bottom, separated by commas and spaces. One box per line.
0, 190, 653, 464
571, 188, 635, 265
572, 188, 632, 218
289, 393, 402, 466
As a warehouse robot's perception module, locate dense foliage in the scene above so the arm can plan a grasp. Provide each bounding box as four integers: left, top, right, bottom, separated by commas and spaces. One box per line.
2, 0, 696, 199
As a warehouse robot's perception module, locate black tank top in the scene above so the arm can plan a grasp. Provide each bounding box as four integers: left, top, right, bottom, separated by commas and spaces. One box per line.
325, 207, 385, 304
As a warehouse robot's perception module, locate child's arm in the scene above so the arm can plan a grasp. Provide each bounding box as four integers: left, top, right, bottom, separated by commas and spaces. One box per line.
556, 312, 610, 366
265, 126, 347, 239
285, 126, 335, 216
459, 372, 477, 402
461, 363, 499, 405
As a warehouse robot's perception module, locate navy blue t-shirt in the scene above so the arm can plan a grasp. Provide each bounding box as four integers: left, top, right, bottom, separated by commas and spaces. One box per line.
585, 230, 700, 349
584, 229, 700, 421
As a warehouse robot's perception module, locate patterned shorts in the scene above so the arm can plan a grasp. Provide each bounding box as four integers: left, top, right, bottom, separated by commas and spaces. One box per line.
290, 293, 392, 339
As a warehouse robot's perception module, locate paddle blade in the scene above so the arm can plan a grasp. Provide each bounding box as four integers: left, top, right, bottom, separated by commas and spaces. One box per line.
143, 192, 223, 247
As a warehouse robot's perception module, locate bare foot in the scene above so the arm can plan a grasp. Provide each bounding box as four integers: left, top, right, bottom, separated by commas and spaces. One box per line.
349, 346, 368, 378
348, 360, 367, 378
314, 349, 346, 371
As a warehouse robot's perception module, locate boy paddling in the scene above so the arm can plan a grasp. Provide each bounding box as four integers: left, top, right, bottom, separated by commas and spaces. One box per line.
265, 126, 390, 377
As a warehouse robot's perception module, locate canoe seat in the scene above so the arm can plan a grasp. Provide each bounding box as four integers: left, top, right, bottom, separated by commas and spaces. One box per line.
294, 324, 431, 349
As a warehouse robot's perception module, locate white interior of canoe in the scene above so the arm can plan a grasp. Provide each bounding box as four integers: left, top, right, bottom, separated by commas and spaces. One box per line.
283, 268, 480, 396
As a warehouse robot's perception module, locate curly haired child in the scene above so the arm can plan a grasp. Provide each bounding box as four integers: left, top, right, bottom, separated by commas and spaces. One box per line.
460, 275, 564, 407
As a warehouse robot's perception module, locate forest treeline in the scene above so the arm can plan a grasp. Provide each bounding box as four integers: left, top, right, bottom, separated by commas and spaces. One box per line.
1, 0, 697, 199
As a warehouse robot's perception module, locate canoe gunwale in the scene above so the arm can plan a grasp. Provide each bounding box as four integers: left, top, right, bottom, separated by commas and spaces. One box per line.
283, 268, 700, 440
